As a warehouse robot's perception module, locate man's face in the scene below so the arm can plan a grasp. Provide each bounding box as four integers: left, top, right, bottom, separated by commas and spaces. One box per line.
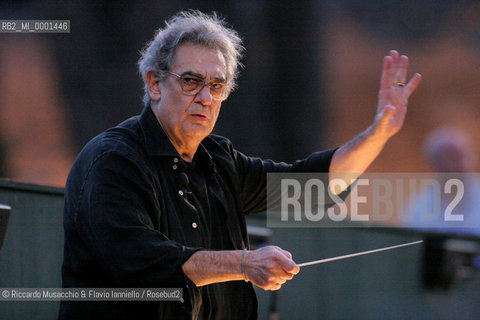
152, 42, 227, 145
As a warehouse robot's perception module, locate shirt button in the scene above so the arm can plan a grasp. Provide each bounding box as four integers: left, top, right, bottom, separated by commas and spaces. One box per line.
192, 222, 197, 229
172, 165, 178, 170
179, 190, 184, 196
173, 158, 179, 163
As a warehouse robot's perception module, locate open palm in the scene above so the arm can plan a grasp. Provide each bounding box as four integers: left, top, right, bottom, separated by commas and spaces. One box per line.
374, 50, 421, 139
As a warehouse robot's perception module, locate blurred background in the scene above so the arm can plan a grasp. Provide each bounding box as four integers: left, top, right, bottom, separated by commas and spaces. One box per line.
1, 0, 480, 187
1, 1, 480, 319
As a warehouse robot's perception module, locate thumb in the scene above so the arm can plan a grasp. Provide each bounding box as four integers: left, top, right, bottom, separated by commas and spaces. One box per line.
279, 255, 300, 274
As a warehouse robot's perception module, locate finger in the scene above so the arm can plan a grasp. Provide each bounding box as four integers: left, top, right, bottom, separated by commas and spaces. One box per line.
292, 265, 300, 275
270, 284, 282, 291
405, 73, 422, 96
396, 55, 408, 85
272, 247, 300, 274
279, 248, 292, 260
281, 260, 300, 275
388, 50, 399, 84
274, 252, 297, 273
389, 50, 399, 62
282, 272, 295, 280
380, 55, 392, 90
270, 245, 281, 252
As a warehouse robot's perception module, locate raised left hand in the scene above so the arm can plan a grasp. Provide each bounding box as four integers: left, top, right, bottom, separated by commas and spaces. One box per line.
373, 50, 421, 139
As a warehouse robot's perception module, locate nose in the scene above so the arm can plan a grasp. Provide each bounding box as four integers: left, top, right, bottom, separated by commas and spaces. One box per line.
194, 84, 213, 106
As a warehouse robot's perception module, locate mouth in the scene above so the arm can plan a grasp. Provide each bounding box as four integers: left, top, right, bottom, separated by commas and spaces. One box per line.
190, 113, 208, 121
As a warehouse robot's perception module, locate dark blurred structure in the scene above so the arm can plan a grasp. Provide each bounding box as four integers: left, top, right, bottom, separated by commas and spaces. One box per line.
2, 1, 480, 185
2, 180, 479, 319
0, 203, 10, 249
0, 0, 331, 186
246, 225, 276, 320
422, 236, 478, 290
323, 0, 480, 173
0, 36, 75, 186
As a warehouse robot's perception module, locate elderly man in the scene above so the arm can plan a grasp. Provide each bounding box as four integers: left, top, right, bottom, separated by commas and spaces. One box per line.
406, 127, 480, 232
59, 11, 420, 320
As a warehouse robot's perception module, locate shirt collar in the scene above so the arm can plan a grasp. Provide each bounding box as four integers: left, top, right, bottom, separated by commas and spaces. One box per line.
139, 105, 180, 157
139, 105, 214, 169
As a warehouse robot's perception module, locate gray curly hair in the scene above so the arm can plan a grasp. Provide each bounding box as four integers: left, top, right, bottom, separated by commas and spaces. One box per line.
138, 10, 244, 105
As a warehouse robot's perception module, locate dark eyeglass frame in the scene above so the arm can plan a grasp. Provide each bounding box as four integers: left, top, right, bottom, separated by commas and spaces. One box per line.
165, 71, 229, 100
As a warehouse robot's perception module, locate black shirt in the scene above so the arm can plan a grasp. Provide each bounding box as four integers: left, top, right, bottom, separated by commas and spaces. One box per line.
59, 106, 336, 319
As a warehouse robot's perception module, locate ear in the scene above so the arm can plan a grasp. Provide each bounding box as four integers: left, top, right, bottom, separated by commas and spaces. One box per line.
146, 70, 161, 101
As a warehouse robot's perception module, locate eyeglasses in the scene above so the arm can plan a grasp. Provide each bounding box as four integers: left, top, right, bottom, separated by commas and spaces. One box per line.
165, 71, 229, 100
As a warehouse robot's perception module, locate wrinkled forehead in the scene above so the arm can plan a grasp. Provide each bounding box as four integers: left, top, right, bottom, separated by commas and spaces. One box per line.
171, 42, 227, 80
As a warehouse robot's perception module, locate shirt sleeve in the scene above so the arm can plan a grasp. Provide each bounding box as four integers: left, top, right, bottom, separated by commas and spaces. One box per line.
72, 152, 202, 290
232, 146, 339, 214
